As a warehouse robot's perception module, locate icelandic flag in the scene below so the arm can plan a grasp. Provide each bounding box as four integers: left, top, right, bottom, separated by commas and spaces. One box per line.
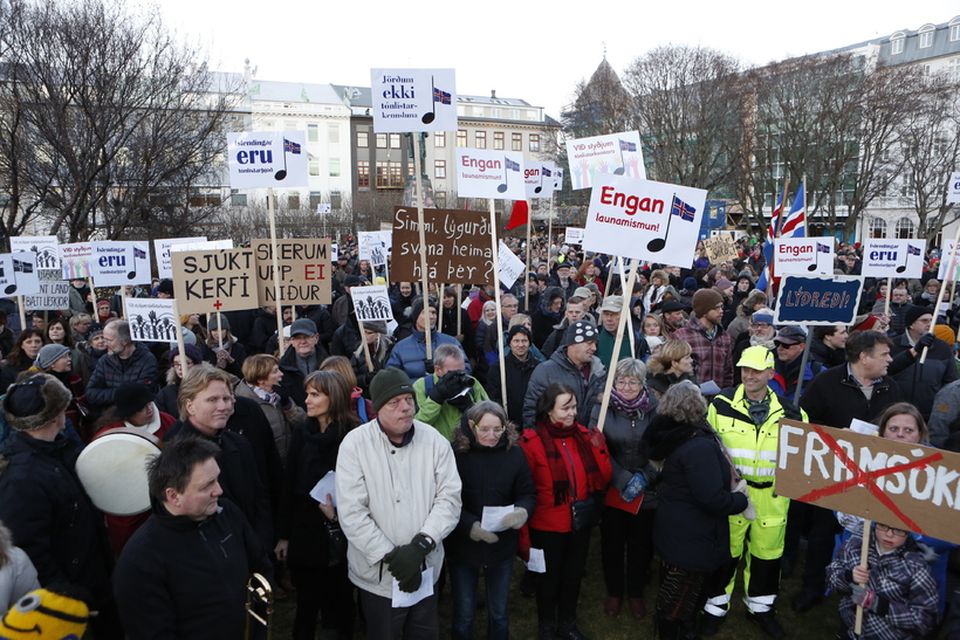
542, 167, 552, 177
619, 139, 637, 152
908, 244, 921, 256
780, 183, 806, 238
817, 242, 831, 254
669, 195, 696, 222
759, 187, 786, 293
12, 259, 32, 274
505, 157, 520, 172
133, 247, 147, 259
433, 87, 452, 105
283, 138, 301, 154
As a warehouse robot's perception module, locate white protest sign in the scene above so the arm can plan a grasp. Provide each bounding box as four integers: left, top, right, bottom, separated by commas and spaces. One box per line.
583, 175, 706, 267
154, 237, 207, 280
351, 285, 393, 322
947, 171, 960, 204
938, 239, 960, 280
24, 270, 70, 311
497, 240, 525, 288
524, 162, 558, 200
10, 236, 59, 270
90, 241, 151, 286
370, 68, 457, 133
565, 131, 645, 190
775, 237, 835, 276
60, 243, 94, 280
0, 252, 40, 297
227, 131, 308, 188
331, 243, 339, 261
126, 298, 179, 343
455, 148, 526, 200
170, 239, 234, 254
564, 227, 585, 246
861, 239, 926, 279
358, 232, 389, 267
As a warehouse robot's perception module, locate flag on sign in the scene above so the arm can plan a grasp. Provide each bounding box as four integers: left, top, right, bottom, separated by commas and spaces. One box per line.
817, 243, 831, 254
284, 138, 301, 154
133, 247, 147, 259
780, 183, 806, 238
670, 195, 696, 222
908, 244, 921, 256
433, 87, 452, 105
542, 167, 552, 177
505, 158, 520, 172
619, 139, 637, 152
12, 259, 32, 273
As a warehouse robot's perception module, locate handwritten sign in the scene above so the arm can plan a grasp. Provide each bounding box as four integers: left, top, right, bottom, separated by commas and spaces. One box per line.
565, 131, 645, 190
861, 239, 926, 279
777, 419, 960, 544
775, 237, 835, 276
370, 68, 457, 133
172, 248, 258, 315
11, 236, 59, 270
498, 240, 525, 288
126, 298, 178, 343
455, 148, 526, 200
60, 243, 94, 280
227, 131, 308, 188
391, 207, 496, 285
252, 239, 331, 305
703, 235, 739, 264
23, 270, 70, 311
773, 276, 864, 326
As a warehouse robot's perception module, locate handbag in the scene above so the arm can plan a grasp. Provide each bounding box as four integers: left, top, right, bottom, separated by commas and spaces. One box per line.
323, 519, 348, 567
570, 493, 602, 531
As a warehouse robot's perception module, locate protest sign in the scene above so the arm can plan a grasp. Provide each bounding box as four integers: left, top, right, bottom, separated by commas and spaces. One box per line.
331, 243, 338, 262
773, 276, 864, 326
497, 241, 525, 289
90, 242, 151, 287
60, 243, 94, 280
172, 249, 258, 315
564, 227, 585, 246
938, 239, 960, 280
351, 285, 393, 322
565, 131, 645, 190
775, 237, 835, 276
861, 239, 926, 279
0, 252, 40, 297
358, 231, 389, 266
391, 207, 496, 285
703, 235, 739, 264
583, 175, 706, 267
170, 239, 234, 254
227, 131, 308, 188
126, 298, 179, 343
24, 270, 70, 311
455, 148, 526, 200
252, 239, 331, 305
948, 171, 960, 204
776, 419, 960, 544
154, 237, 207, 280
370, 68, 457, 133
524, 162, 559, 200
11, 236, 59, 270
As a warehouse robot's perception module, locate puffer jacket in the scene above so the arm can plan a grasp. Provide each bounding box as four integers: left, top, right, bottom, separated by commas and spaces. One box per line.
385, 330, 469, 380
84, 342, 159, 408
522, 347, 606, 428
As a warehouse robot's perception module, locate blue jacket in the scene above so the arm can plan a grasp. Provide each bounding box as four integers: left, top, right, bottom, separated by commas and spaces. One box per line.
385, 330, 470, 379
85, 342, 158, 408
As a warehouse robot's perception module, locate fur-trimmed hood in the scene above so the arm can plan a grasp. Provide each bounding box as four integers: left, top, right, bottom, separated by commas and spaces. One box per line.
453, 414, 520, 453
3, 374, 72, 432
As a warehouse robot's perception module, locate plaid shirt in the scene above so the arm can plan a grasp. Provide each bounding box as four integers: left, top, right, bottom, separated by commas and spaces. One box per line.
827, 533, 939, 640
671, 316, 733, 389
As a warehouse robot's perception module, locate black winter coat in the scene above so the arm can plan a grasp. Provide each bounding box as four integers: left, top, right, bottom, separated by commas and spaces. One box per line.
85, 343, 159, 408
801, 364, 904, 429
279, 344, 329, 409
486, 351, 538, 425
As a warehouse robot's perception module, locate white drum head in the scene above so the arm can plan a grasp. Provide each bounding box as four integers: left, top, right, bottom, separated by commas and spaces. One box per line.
76, 431, 160, 516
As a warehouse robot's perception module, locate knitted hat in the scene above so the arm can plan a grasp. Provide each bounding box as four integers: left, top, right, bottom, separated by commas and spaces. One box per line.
369, 367, 415, 412
207, 314, 230, 332
904, 305, 933, 329
563, 320, 598, 346
853, 315, 881, 332
682, 276, 698, 291
692, 288, 724, 318
714, 278, 734, 292
410, 297, 438, 325
507, 325, 532, 343
156, 279, 174, 296
751, 308, 775, 326
168, 343, 203, 365
114, 383, 155, 418
34, 344, 71, 371
933, 323, 956, 346
3, 374, 72, 431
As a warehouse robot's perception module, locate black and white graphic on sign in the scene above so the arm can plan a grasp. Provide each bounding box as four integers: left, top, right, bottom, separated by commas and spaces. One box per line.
351, 285, 393, 322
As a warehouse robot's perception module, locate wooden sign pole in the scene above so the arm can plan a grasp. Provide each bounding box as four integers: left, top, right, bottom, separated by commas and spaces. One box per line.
854, 519, 872, 636
356, 313, 374, 373
17, 296, 26, 333
488, 199, 508, 405
923, 223, 960, 363
172, 297, 189, 374
267, 188, 285, 355
883, 277, 892, 318
456, 284, 463, 339
595, 261, 639, 432
525, 207, 532, 311
437, 282, 445, 335
412, 134, 433, 361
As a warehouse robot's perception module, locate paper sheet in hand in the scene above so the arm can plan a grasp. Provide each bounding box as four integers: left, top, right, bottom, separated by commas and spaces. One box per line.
526, 548, 546, 573
480, 505, 514, 533
309, 470, 337, 506
849, 419, 879, 437
699, 380, 721, 396
392, 566, 434, 607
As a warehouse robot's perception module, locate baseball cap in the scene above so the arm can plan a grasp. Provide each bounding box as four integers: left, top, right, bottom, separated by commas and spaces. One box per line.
737, 345, 775, 370
774, 325, 807, 346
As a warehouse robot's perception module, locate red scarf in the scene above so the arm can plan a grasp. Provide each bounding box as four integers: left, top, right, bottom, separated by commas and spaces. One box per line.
536, 420, 605, 506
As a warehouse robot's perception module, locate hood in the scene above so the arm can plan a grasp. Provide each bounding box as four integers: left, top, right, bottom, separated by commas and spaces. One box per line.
452, 414, 519, 453
642, 413, 703, 461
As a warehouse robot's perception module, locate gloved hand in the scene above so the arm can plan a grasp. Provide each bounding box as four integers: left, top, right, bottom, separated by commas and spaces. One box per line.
733, 478, 748, 494
851, 584, 886, 614
469, 522, 499, 544
423, 359, 435, 376
500, 507, 528, 530
915, 332, 936, 353
384, 533, 435, 592
620, 473, 647, 503
741, 496, 756, 521
429, 370, 470, 403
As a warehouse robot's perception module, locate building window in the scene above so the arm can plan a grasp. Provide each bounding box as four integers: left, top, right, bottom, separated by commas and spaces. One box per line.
896, 217, 915, 239
357, 161, 370, 188
389, 133, 401, 149
376, 161, 403, 189
309, 192, 323, 211
951, 20, 960, 42
475, 131, 486, 149
435, 191, 446, 208
357, 131, 368, 148
457, 129, 467, 147
511, 133, 522, 151
435, 132, 445, 148
230, 189, 247, 207
891, 34, 905, 55
307, 124, 319, 143
435, 160, 446, 179
330, 191, 341, 210
329, 158, 341, 177
493, 132, 504, 150
308, 158, 320, 177
918, 25, 935, 49
328, 124, 340, 144
529, 134, 540, 152
869, 217, 887, 239
376, 133, 387, 149
288, 194, 300, 209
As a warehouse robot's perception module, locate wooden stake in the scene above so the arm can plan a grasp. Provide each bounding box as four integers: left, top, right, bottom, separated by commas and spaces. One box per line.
923, 223, 960, 363
437, 283, 445, 335
267, 188, 285, 355
412, 134, 433, 361
489, 199, 508, 405
595, 261, 639, 433
883, 277, 892, 318
17, 296, 26, 334
356, 315, 374, 373
525, 209, 532, 311
456, 284, 463, 338
216, 311, 224, 350
172, 296, 189, 376
854, 519, 872, 636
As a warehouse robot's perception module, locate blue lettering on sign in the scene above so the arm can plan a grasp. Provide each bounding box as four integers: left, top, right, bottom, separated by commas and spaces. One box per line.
236, 149, 273, 165
775, 276, 864, 325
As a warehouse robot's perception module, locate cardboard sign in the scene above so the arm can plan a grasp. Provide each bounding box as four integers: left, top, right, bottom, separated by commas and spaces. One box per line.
776, 419, 960, 544
524, 162, 559, 200
565, 131, 645, 190
351, 285, 393, 322
154, 237, 207, 280
861, 239, 926, 279
251, 239, 332, 305
126, 298, 179, 343
583, 175, 706, 267
370, 68, 457, 133
0, 252, 40, 297
60, 243, 94, 280
391, 206, 496, 285
455, 148, 526, 200
24, 270, 70, 311
947, 171, 960, 204
564, 227, 585, 246
10, 236, 59, 270
773, 276, 864, 326
498, 240, 525, 288
703, 235, 739, 264
775, 237, 835, 276
172, 249, 258, 315
227, 131, 308, 188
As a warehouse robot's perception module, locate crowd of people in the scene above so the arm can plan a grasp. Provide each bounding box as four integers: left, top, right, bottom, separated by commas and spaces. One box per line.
0, 229, 959, 640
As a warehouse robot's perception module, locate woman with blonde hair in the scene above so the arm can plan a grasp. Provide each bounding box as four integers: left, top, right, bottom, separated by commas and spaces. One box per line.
235, 353, 305, 465
646, 340, 696, 399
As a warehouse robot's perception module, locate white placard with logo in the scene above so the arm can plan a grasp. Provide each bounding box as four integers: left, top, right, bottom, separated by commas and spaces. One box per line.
455, 148, 526, 200
498, 241, 525, 288
60, 242, 94, 280
564, 227, 585, 246
154, 237, 207, 280
227, 131, 308, 189
947, 171, 960, 204
524, 162, 559, 200
169, 239, 234, 254
0, 252, 41, 297
775, 237, 835, 276
565, 131, 645, 190
370, 68, 457, 133
358, 232, 389, 267
126, 298, 179, 343
938, 239, 960, 280
861, 239, 926, 279
10, 236, 59, 270
91, 241, 151, 286
351, 285, 394, 322
583, 175, 706, 267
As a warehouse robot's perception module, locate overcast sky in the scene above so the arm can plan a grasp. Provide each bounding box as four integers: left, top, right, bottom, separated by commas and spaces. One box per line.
154, 0, 958, 120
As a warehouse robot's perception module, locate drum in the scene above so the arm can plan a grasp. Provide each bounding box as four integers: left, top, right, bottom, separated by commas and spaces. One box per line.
76, 427, 161, 516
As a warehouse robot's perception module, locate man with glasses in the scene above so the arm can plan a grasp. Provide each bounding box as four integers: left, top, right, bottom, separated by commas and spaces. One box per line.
336, 367, 461, 640
872, 285, 911, 334
278, 318, 329, 409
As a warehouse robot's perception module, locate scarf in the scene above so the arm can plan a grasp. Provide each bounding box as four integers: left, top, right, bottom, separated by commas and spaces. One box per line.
610, 387, 651, 416
250, 382, 281, 407
536, 420, 605, 506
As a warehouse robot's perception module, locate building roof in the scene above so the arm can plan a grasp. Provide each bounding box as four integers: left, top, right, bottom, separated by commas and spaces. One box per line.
248, 80, 343, 105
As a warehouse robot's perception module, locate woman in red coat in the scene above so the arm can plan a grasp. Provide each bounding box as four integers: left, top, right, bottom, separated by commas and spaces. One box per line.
521, 382, 612, 640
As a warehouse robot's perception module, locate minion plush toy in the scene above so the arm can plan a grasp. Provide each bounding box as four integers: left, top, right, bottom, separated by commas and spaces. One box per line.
0, 589, 88, 639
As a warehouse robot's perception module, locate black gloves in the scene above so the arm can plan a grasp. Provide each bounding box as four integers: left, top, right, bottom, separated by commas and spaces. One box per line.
423, 359, 435, 376
384, 533, 435, 592
428, 370, 471, 403
915, 332, 936, 352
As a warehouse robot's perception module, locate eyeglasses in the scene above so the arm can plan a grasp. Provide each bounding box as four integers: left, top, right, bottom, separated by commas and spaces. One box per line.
876, 523, 908, 538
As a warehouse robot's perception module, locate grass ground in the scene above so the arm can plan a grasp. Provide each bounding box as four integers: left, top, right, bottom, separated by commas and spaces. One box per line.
267, 533, 843, 639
